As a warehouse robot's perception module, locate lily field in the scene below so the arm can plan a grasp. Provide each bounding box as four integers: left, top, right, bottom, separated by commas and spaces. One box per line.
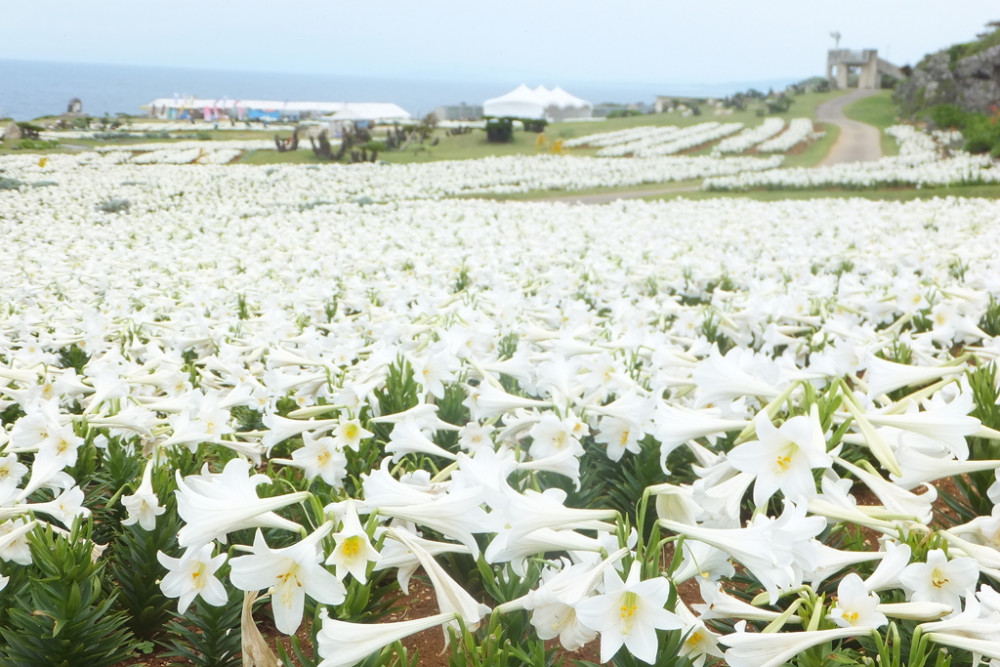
2, 112, 1000, 667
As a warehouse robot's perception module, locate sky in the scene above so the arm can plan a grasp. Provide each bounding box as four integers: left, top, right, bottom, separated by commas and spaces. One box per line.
2, 0, 997, 87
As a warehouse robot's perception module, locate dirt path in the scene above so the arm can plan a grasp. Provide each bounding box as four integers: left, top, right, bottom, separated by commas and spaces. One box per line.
815, 89, 882, 165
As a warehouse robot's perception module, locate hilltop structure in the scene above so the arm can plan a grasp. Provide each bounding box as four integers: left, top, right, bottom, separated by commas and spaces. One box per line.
826, 49, 905, 89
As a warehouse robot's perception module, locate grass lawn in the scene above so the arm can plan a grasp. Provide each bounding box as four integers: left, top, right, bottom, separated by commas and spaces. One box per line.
15, 90, 851, 165
642, 181, 1000, 202
841, 90, 901, 156
466, 179, 704, 202
782, 122, 840, 168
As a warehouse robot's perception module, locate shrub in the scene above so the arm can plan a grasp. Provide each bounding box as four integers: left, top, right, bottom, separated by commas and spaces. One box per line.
607, 109, 642, 118
485, 117, 514, 143
17, 139, 59, 150
521, 118, 548, 133
962, 114, 1000, 154
929, 104, 970, 129
15, 122, 43, 139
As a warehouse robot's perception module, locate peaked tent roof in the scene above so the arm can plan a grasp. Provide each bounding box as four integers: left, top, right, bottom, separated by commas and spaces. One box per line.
483, 85, 546, 119
326, 103, 412, 122
549, 86, 592, 109
483, 85, 592, 118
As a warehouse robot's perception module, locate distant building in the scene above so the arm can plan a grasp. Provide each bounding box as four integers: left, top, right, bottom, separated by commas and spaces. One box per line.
826, 49, 905, 89
596, 101, 652, 117
433, 103, 483, 122
142, 98, 410, 123
320, 103, 413, 134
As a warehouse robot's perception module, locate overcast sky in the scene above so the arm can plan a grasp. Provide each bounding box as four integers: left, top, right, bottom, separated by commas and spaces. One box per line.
2, 0, 997, 85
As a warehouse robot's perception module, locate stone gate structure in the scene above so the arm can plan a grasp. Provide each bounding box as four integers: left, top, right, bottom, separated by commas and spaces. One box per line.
827, 49, 905, 89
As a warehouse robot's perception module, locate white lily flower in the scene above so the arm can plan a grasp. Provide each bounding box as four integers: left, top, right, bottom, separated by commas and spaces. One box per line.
157, 543, 229, 615
726, 406, 831, 505
899, 548, 979, 614
175, 458, 307, 548
228, 524, 346, 635
828, 573, 887, 629
721, 624, 866, 667
575, 562, 683, 664
386, 527, 490, 636
121, 459, 166, 531
316, 609, 458, 667
326, 501, 380, 583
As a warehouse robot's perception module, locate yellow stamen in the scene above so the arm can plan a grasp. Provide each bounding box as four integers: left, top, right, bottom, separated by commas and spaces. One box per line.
619, 592, 638, 635
341, 536, 362, 557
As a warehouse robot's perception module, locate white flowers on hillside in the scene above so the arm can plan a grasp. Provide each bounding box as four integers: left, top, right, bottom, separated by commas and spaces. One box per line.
2, 137, 1000, 666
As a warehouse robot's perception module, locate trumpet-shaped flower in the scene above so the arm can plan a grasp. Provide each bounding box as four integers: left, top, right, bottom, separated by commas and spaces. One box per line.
515, 550, 628, 651
721, 624, 865, 667
260, 413, 338, 454
864, 356, 966, 399
372, 531, 471, 594
675, 601, 725, 667
828, 573, 887, 629
527, 412, 585, 460
157, 543, 228, 615
316, 610, 457, 667
386, 528, 490, 636
121, 460, 166, 531
651, 403, 749, 470
484, 486, 616, 565
326, 501, 380, 583
863, 541, 912, 592
331, 416, 373, 452
228, 524, 346, 634
664, 501, 825, 603
691, 347, 781, 409
726, 407, 831, 505
575, 562, 682, 664
175, 458, 307, 549
693, 580, 791, 623
899, 548, 978, 613
0, 519, 37, 565
385, 417, 458, 462
288, 432, 348, 487
865, 391, 979, 460
0, 454, 28, 496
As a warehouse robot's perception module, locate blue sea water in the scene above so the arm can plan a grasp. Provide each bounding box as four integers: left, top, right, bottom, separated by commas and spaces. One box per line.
0, 59, 798, 121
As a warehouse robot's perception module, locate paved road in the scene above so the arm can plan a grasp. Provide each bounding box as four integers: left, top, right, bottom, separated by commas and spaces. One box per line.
815, 89, 883, 165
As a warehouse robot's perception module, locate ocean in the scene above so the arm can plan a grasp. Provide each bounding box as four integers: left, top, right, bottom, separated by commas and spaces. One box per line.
0, 59, 799, 121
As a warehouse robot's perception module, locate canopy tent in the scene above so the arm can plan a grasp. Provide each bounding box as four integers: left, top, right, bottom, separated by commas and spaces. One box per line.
483, 85, 592, 121
546, 86, 593, 121
483, 84, 547, 119
325, 103, 412, 123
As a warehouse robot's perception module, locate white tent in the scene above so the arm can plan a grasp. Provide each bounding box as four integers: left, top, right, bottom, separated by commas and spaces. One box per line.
326, 103, 412, 123
483, 85, 592, 121
483, 85, 547, 119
